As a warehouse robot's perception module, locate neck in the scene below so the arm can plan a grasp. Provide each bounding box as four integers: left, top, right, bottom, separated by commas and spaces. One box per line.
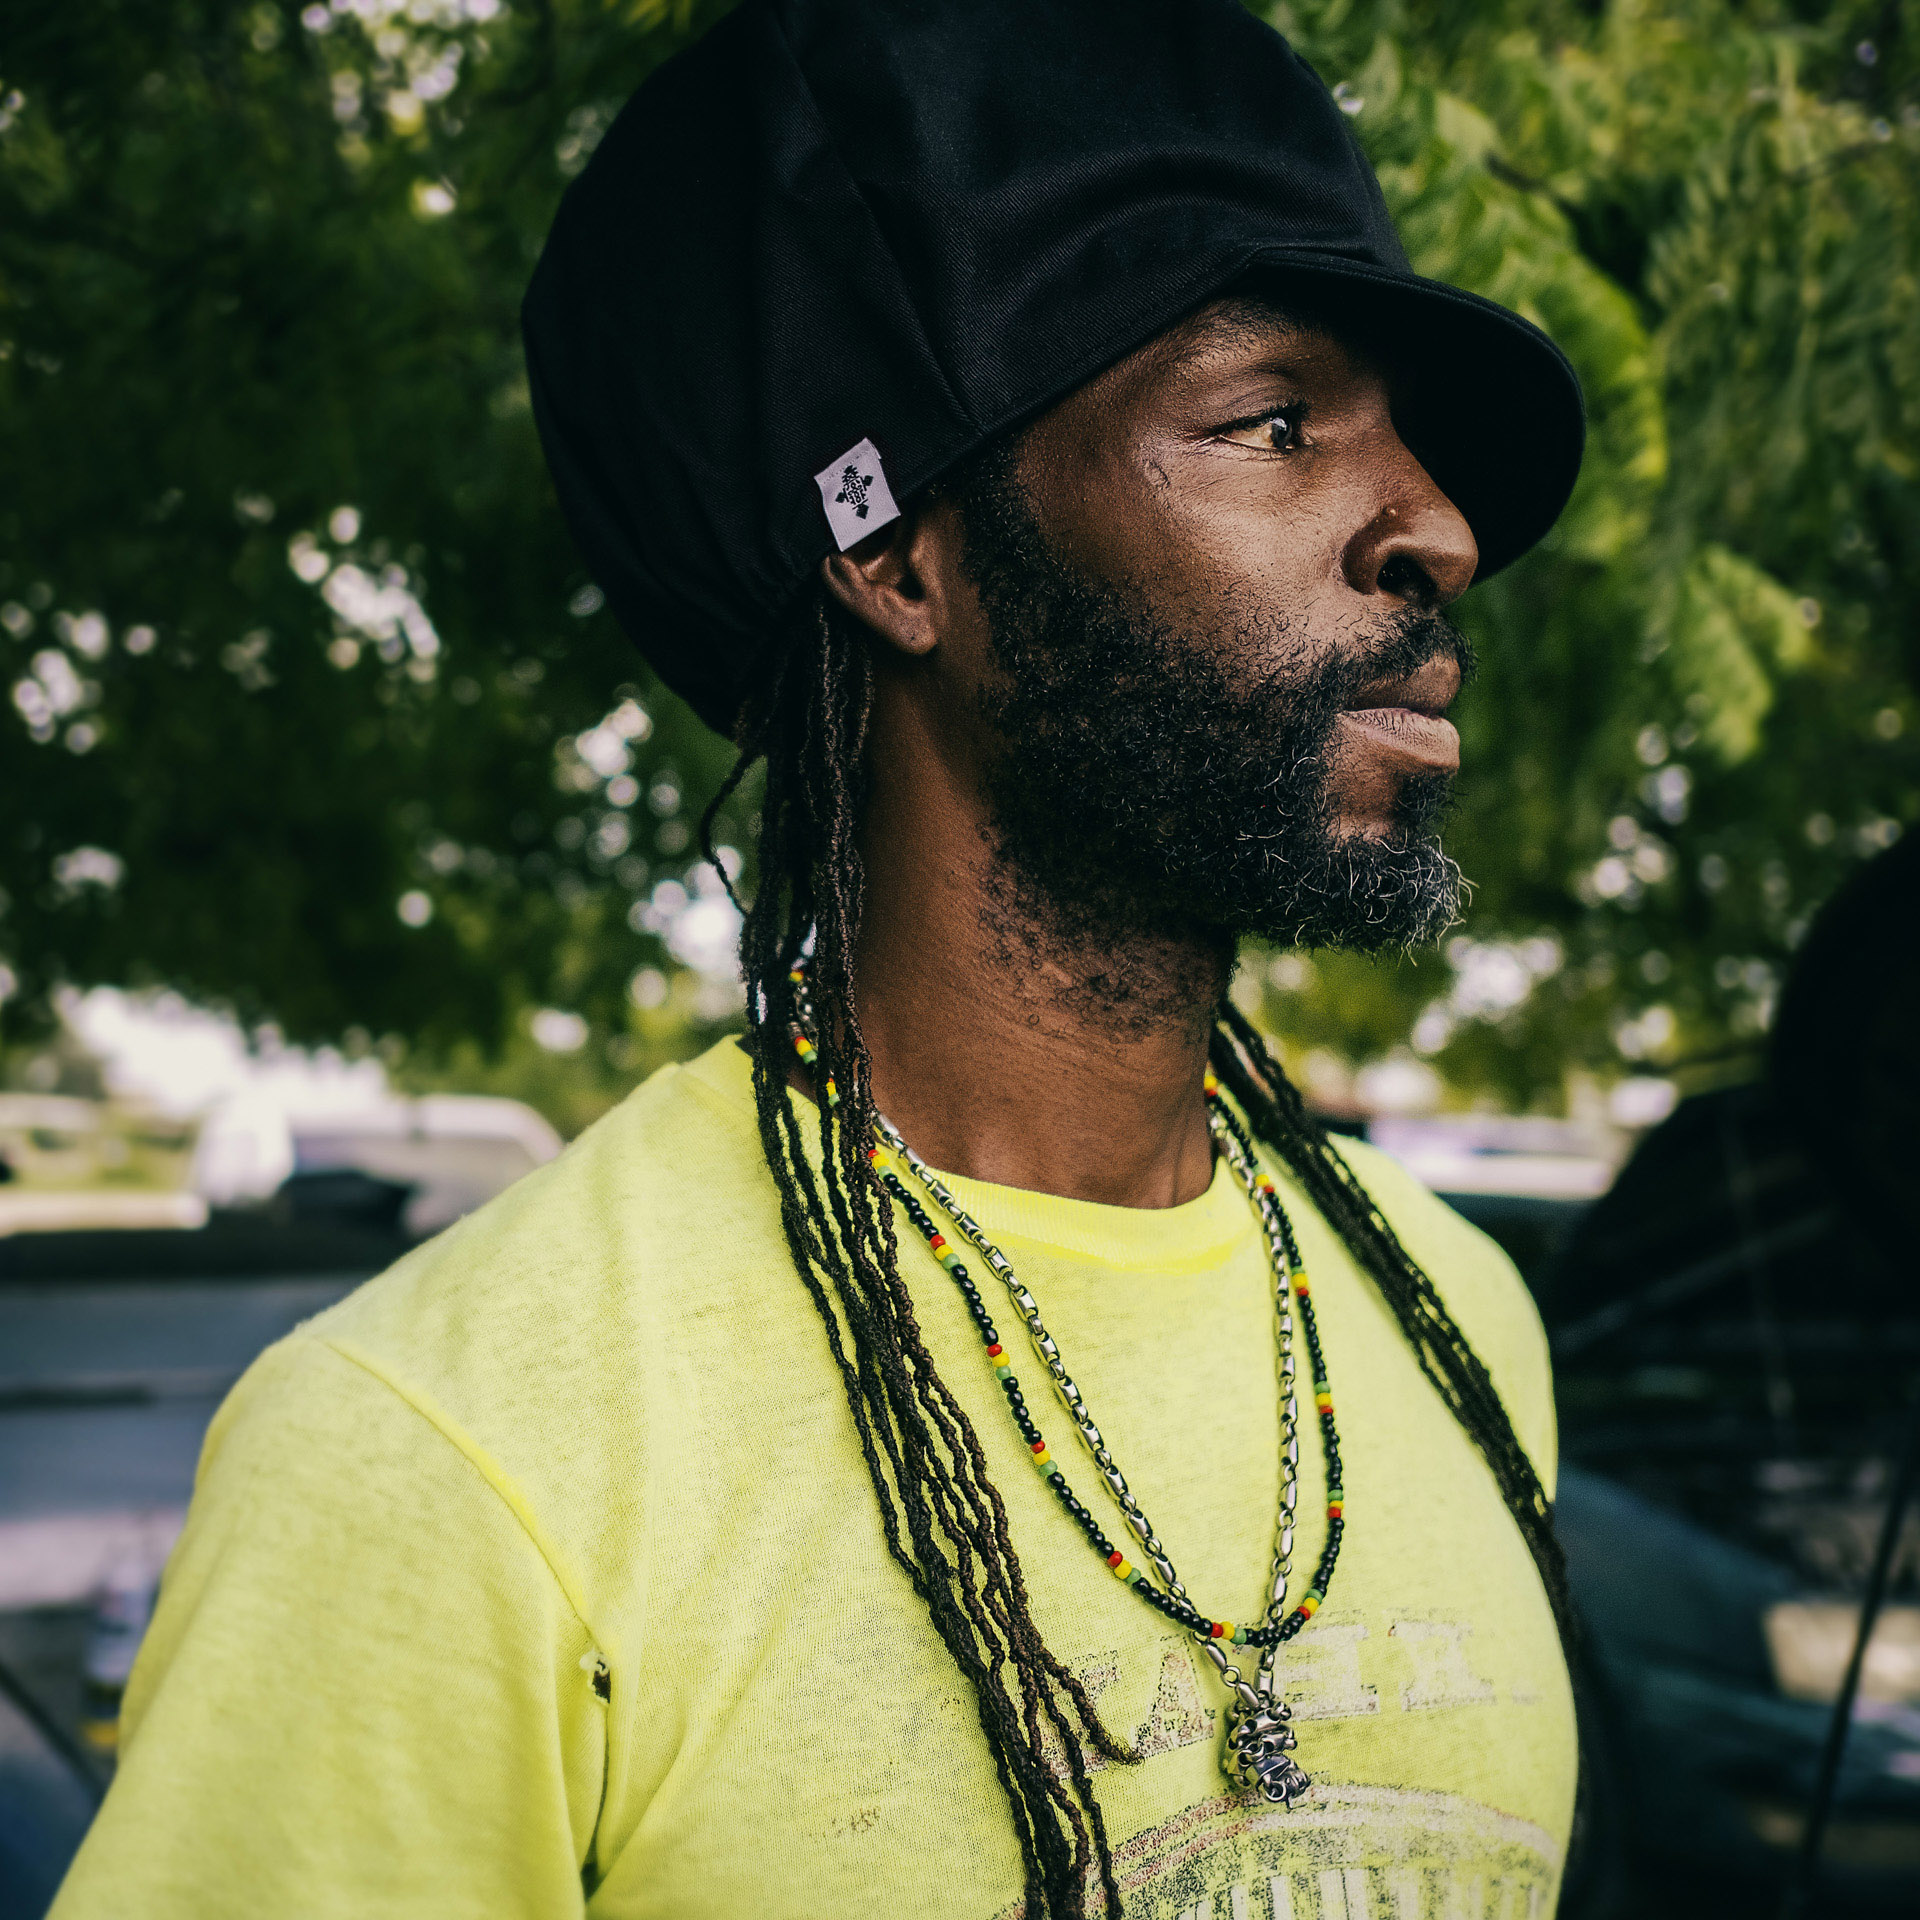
850, 716, 1229, 1211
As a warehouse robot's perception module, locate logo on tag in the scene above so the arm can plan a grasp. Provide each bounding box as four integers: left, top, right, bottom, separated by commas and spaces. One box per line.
815, 438, 900, 551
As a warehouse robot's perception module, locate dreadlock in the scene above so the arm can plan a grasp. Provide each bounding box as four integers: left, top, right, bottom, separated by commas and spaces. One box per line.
1206, 1003, 1575, 1653
701, 586, 1576, 1920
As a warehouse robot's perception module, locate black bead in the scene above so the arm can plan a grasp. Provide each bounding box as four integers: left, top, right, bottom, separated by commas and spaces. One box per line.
950, 1264, 969, 1281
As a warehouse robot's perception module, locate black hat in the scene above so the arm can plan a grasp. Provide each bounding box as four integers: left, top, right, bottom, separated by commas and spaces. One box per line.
524, 0, 1585, 735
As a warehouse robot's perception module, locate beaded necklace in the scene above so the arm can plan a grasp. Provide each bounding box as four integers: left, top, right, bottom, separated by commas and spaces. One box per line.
787, 965, 1344, 1806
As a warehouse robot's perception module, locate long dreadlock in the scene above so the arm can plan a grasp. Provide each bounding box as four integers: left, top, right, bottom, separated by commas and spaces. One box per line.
702, 587, 1576, 1920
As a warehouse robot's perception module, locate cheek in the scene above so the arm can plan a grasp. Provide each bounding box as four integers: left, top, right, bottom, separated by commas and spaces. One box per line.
1093, 464, 1352, 638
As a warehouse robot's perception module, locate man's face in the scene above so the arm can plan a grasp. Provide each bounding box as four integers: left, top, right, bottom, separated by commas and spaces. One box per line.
947, 295, 1479, 956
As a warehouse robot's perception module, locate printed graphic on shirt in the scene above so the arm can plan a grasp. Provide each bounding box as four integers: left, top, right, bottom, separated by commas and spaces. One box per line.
1005, 1623, 1558, 1920
1041, 1784, 1559, 1920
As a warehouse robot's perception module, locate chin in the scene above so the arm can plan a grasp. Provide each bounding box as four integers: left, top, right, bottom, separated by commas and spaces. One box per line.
1328, 815, 1406, 846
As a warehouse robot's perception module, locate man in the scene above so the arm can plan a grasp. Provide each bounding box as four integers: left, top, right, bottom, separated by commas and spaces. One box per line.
53, 2, 1585, 1915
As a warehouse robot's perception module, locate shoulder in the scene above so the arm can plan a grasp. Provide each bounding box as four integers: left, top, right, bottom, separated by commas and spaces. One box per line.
202, 1042, 772, 1582
306, 1040, 758, 1379
1322, 1132, 1558, 1493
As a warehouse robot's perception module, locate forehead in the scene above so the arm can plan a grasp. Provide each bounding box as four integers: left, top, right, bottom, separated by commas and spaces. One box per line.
1070, 291, 1392, 417
1145, 292, 1382, 382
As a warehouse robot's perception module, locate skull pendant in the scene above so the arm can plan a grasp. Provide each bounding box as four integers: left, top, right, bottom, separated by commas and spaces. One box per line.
1224, 1697, 1311, 1807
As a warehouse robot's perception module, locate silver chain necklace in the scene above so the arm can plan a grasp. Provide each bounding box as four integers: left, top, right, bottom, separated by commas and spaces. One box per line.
788, 968, 1347, 1803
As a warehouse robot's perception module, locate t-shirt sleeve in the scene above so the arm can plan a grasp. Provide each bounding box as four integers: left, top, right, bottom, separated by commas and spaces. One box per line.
50, 1336, 607, 1920
1331, 1138, 1560, 1499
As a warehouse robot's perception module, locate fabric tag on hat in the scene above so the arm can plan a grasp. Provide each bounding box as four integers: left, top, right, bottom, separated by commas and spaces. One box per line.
814, 439, 900, 550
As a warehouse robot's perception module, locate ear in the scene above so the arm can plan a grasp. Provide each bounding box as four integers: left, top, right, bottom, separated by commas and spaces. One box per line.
818, 497, 968, 660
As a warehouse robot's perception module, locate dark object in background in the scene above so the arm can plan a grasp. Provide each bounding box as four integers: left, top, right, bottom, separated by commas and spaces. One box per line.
267, 1168, 414, 1237
1540, 834, 1920, 1916
1773, 829, 1920, 1263
523, 0, 1583, 733
0, 1212, 412, 1286
1770, 830, 1920, 1911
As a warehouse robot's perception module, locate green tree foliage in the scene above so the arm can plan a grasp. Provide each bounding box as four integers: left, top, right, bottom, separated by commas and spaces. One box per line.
1, 0, 741, 1076
3, 0, 1916, 1111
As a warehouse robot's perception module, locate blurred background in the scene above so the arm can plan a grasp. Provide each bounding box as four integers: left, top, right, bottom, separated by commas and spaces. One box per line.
1, 1, 1917, 1914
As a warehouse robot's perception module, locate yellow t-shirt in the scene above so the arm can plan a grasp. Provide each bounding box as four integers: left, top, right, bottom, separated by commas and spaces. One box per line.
53, 1039, 1573, 1919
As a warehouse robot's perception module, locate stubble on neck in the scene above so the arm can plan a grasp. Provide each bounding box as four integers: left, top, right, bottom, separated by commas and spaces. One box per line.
973, 819, 1234, 1051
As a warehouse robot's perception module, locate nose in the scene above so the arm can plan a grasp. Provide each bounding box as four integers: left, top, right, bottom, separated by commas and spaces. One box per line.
1340, 438, 1479, 611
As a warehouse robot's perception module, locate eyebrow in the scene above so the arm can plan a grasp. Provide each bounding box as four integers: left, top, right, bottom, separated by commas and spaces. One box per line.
1155, 296, 1318, 375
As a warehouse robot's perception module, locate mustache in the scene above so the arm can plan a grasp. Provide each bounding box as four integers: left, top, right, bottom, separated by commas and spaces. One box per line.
1231, 606, 1475, 760
1335, 607, 1477, 699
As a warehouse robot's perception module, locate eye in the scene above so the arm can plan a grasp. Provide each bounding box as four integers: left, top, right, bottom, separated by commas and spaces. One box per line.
1263, 408, 1304, 453
1220, 403, 1308, 454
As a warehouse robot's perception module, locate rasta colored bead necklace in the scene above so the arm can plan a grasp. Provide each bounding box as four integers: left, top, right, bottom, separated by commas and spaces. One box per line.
787, 964, 1344, 1806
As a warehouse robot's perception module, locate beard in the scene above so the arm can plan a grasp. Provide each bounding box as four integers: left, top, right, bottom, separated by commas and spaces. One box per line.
949, 450, 1472, 973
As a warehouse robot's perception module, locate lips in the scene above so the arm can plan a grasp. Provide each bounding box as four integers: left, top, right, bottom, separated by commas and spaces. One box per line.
1337, 654, 1464, 774
1336, 705, 1460, 772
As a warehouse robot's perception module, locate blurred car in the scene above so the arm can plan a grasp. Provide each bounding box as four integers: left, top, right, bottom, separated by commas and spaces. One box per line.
0, 1093, 562, 1916
192, 1090, 562, 1238
1413, 1103, 1909, 1916
1372, 1047, 1920, 1915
